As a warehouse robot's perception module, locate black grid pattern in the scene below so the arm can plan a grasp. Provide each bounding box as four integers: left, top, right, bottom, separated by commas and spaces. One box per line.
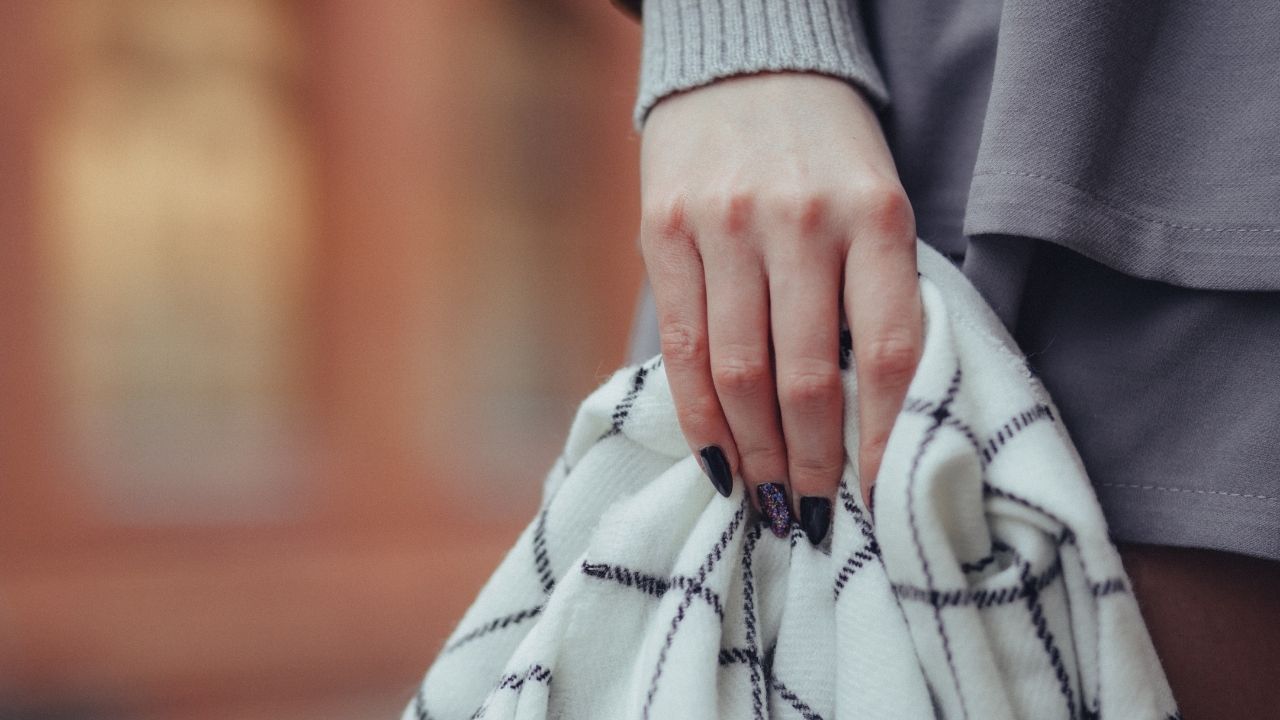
406, 258, 1179, 720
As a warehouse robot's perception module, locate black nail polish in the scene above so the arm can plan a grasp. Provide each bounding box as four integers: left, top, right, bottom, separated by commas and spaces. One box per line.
698, 445, 733, 497
799, 497, 832, 546
756, 482, 792, 538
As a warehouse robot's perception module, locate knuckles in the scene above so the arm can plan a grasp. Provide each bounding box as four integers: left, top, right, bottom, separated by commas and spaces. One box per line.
658, 321, 707, 365
852, 181, 915, 243
778, 366, 842, 410
712, 356, 771, 397
645, 180, 911, 244
858, 335, 920, 388
641, 196, 695, 247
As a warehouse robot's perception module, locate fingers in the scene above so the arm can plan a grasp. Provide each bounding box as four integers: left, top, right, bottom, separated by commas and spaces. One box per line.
843, 186, 923, 514
642, 199, 739, 499
644, 185, 921, 541
702, 199, 792, 538
767, 208, 844, 546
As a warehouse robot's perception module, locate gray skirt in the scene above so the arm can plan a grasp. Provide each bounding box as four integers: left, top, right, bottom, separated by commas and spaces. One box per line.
624, 234, 1280, 562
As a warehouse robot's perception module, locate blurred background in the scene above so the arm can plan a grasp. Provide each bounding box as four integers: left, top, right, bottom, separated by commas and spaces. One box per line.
0, 1, 643, 717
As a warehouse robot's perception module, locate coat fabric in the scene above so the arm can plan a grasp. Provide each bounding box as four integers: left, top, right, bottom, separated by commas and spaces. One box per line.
404, 240, 1179, 720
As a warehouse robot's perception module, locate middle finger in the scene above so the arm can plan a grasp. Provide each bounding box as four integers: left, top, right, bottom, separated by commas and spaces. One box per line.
702, 206, 792, 539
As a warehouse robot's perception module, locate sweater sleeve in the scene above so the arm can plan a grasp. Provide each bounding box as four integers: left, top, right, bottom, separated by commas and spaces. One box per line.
628, 0, 891, 131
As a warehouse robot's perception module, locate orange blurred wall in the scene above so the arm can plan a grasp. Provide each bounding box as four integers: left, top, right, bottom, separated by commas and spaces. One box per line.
0, 1, 644, 718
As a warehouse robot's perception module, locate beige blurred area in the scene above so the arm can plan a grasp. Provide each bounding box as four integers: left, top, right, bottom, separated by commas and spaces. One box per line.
0, 0, 643, 717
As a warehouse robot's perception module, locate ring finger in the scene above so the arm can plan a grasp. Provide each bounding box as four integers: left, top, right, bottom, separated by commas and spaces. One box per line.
703, 231, 792, 539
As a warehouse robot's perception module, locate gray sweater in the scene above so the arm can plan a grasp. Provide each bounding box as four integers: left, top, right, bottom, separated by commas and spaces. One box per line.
619, 0, 1280, 291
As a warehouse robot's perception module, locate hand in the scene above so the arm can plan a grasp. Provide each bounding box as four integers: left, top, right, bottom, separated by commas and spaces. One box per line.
639, 71, 922, 543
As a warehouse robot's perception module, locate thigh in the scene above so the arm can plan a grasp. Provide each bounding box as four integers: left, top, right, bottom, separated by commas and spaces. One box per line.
1118, 542, 1280, 719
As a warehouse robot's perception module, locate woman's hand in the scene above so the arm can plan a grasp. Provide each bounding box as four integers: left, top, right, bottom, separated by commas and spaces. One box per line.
639, 71, 922, 543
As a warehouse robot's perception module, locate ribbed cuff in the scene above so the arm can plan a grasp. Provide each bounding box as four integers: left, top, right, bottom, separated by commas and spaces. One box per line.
634, 0, 891, 131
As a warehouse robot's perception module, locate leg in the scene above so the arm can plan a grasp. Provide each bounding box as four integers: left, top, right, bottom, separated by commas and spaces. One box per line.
1117, 542, 1280, 719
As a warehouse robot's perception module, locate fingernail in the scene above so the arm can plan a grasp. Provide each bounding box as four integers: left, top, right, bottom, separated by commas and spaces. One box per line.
799, 497, 832, 546
698, 445, 733, 497
756, 483, 792, 538
868, 485, 877, 518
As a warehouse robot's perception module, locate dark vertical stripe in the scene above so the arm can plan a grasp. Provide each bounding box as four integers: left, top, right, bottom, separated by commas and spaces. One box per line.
905, 366, 970, 720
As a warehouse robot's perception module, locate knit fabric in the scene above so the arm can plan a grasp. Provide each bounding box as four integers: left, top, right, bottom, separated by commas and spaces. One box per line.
628, 0, 1280, 290
403, 240, 1179, 720
632, 0, 889, 130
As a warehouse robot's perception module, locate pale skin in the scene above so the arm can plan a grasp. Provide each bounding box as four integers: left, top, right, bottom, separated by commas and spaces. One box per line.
639, 70, 922, 535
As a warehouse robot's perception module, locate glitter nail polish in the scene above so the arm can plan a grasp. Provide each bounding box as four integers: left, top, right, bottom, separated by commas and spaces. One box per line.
756, 482, 792, 539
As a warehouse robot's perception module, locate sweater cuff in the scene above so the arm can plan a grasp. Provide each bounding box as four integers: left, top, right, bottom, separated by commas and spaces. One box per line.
634, 0, 891, 131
